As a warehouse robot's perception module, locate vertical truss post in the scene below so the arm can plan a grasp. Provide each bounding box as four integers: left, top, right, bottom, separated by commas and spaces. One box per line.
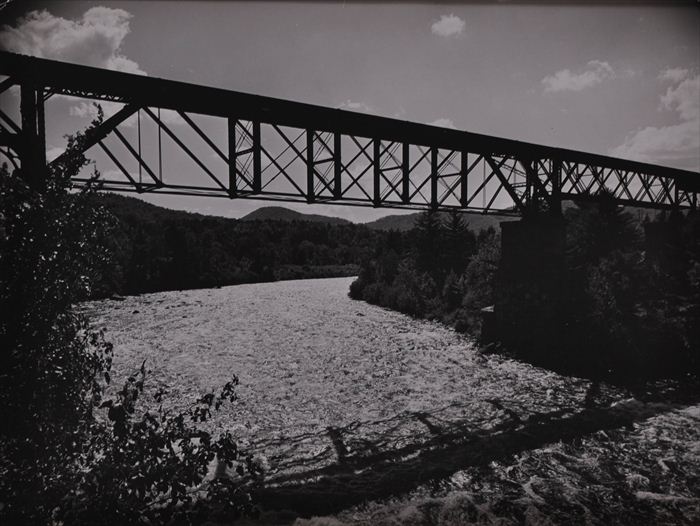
37, 89, 46, 164
373, 139, 380, 206
227, 118, 237, 197
430, 146, 438, 210
524, 159, 533, 209
551, 158, 562, 216
19, 83, 36, 150
460, 151, 468, 208
306, 129, 315, 203
333, 132, 342, 199
524, 158, 538, 215
402, 142, 410, 203
19, 82, 46, 189
252, 121, 261, 193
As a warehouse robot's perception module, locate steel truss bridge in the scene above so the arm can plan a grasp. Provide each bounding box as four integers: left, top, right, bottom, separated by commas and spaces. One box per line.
1, 51, 698, 216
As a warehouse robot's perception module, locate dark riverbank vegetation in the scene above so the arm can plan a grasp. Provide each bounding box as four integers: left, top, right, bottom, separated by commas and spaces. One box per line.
88, 193, 383, 297
350, 210, 500, 332
83, 194, 508, 299
0, 119, 261, 524
349, 201, 700, 383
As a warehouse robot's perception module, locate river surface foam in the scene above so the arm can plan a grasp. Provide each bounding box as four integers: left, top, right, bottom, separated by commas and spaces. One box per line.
84, 277, 700, 525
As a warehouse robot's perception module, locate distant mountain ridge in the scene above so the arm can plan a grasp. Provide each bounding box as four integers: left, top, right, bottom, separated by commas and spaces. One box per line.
96, 195, 511, 231
241, 203, 660, 232
240, 206, 352, 225
242, 206, 514, 232
97, 195, 660, 236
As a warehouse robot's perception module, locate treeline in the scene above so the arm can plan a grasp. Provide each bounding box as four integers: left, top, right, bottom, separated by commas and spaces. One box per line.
350, 211, 501, 332
498, 199, 700, 380
90, 194, 381, 297
349, 200, 700, 381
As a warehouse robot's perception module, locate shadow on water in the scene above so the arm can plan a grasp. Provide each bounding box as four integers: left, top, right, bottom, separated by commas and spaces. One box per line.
252, 382, 698, 519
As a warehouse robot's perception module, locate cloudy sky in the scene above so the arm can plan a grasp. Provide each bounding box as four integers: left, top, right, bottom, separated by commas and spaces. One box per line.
0, 1, 698, 221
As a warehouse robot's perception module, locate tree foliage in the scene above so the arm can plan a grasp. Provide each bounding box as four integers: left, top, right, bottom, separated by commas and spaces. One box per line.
555, 198, 698, 378
0, 114, 259, 524
349, 200, 700, 381
90, 193, 381, 297
349, 211, 496, 334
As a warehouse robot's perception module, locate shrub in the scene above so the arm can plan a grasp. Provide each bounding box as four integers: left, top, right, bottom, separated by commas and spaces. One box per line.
395, 288, 422, 317
56, 369, 260, 525
362, 282, 382, 304
348, 276, 366, 300
348, 215, 493, 328
0, 113, 258, 524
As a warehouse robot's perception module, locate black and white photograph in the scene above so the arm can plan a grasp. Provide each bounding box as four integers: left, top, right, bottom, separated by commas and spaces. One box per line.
0, 0, 698, 524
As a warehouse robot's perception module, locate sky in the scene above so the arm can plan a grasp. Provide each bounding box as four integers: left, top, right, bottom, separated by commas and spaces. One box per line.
0, 1, 698, 222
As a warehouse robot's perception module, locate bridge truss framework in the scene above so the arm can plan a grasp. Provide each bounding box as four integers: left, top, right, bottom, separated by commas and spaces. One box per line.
1, 51, 698, 216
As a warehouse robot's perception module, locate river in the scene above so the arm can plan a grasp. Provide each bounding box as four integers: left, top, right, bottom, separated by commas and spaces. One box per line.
85, 277, 700, 525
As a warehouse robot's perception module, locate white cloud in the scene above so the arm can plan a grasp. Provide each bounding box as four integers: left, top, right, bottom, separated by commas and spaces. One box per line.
337, 100, 373, 113
660, 74, 699, 122
428, 118, 457, 129
431, 14, 465, 38
0, 7, 144, 74
0, 7, 181, 127
541, 60, 615, 93
610, 73, 699, 171
658, 67, 689, 83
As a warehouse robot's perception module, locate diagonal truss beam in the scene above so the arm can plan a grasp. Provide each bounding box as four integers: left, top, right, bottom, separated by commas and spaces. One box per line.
484, 155, 527, 214
48, 103, 140, 171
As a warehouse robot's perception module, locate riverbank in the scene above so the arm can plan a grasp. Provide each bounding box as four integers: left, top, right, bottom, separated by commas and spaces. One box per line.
83, 277, 700, 525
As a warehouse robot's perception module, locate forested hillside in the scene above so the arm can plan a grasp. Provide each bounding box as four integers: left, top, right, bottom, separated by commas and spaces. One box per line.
91, 194, 382, 297
240, 206, 352, 225
349, 202, 700, 381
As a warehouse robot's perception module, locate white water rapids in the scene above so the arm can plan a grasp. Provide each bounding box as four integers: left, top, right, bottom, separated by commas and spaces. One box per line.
84, 277, 700, 525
